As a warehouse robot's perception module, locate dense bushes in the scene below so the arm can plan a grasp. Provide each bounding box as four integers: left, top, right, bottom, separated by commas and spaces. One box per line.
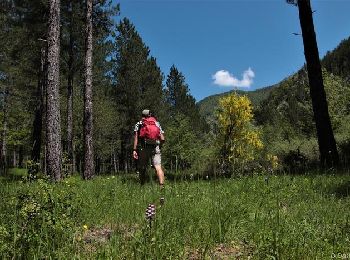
0, 176, 81, 259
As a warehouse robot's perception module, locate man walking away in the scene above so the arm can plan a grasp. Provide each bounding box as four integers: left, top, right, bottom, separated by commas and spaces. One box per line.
133, 109, 165, 204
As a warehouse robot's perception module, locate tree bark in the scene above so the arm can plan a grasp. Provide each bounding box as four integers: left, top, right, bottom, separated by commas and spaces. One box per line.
46, 0, 62, 181
66, 0, 74, 171
113, 153, 117, 173
297, 0, 339, 168
13, 150, 16, 168
31, 46, 46, 163
0, 84, 8, 173
83, 0, 94, 179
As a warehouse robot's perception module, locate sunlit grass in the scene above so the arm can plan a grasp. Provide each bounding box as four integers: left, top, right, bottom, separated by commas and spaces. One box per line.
1, 169, 350, 258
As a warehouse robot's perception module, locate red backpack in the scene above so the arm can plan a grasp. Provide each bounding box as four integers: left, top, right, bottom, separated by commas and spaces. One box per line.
139, 117, 160, 140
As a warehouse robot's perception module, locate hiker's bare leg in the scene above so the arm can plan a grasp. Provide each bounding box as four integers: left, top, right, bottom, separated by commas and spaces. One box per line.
154, 164, 164, 186
154, 164, 165, 205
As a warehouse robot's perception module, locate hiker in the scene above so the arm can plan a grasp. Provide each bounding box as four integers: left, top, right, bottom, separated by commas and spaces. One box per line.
133, 109, 165, 190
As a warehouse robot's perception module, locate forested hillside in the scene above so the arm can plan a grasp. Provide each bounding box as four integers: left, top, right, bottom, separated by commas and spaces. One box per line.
198, 36, 350, 168
323, 36, 350, 82
254, 37, 350, 167
198, 37, 350, 123
198, 84, 277, 121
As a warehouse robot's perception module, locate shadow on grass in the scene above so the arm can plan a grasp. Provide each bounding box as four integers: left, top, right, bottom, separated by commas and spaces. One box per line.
0, 168, 27, 183
328, 180, 350, 198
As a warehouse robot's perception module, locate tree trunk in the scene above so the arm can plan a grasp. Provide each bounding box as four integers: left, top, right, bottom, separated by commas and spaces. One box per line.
31, 46, 46, 163
113, 153, 117, 173
83, 0, 94, 180
0, 84, 8, 173
19, 146, 23, 168
297, 0, 339, 168
124, 160, 128, 173
46, 0, 62, 181
66, 0, 74, 171
43, 146, 47, 174
13, 150, 17, 168
95, 157, 100, 174
72, 142, 76, 173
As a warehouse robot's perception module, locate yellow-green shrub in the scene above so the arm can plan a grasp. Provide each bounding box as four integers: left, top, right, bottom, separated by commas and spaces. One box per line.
217, 93, 263, 175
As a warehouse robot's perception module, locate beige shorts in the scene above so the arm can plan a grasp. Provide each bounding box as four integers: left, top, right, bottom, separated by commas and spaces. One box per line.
138, 145, 161, 168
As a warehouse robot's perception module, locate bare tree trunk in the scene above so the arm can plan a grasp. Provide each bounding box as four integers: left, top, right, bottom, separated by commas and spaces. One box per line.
113, 153, 117, 173
19, 146, 23, 168
43, 146, 47, 174
83, 0, 94, 179
66, 0, 74, 172
46, 0, 62, 181
32, 46, 46, 163
72, 142, 76, 173
124, 160, 128, 173
0, 84, 8, 173
13, 150, 16, 168
297, 0, 339, 168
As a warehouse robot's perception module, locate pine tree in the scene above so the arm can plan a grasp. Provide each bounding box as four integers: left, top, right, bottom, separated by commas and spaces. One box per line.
140, 57, 166, 120
31, 46, 47, 163
62, 0, 76, 169
60, 0, 89, 172
0, 84, 8, 172
46, 0, 62, 180
287, 0, 339, 167
112, 18, 164, 171
59, 0, 118, 174
83, 0, 94, 179
0, 0, 118, 174
165, 65, 203, 131
0, 0, 49, 167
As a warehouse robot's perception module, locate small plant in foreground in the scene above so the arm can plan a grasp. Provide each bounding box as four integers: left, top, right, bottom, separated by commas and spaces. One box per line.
10, 179, 80, 258
145, 204, 156, 228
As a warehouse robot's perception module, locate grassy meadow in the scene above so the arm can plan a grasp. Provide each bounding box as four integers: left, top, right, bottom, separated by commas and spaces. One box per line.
1, 169, 350, 259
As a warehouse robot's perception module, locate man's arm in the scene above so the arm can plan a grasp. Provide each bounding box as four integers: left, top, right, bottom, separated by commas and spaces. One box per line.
133, 132, 138, 150
160, 133, 165, 142
133, 132, 138, 159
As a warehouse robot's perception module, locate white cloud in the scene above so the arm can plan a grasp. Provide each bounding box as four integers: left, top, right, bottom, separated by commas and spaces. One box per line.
212, 68, 255, 88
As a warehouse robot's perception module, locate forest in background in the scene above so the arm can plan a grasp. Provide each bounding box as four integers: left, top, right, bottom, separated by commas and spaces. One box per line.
1, 0, 349, 179
2, 1, 350, 258
199, 36, 350, 172
0, 0, 206, 177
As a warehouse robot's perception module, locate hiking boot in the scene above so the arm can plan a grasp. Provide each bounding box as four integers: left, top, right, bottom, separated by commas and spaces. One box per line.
160, 197, 165, 205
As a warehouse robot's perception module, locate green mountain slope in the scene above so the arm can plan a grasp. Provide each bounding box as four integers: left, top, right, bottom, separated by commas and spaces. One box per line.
198, 36, 350, 122
256, 68, 350, 134
322, 36, 350, 82
198, 84, 277, 120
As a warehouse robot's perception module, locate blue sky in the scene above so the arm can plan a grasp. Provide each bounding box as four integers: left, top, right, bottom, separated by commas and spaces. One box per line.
114, 0, 350, 101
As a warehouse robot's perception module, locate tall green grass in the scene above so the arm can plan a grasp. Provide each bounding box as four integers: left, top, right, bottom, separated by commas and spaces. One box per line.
1, 169, 350, 259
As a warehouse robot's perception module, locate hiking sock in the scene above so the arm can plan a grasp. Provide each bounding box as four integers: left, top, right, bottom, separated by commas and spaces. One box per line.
159, 184, 165, 205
